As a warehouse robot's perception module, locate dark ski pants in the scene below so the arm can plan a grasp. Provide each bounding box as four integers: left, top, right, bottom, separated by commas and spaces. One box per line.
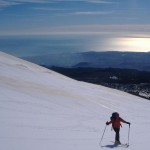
113, 128, 120, 141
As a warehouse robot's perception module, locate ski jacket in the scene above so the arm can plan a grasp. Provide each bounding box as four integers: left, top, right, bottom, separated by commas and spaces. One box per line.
107, 117, 128, 129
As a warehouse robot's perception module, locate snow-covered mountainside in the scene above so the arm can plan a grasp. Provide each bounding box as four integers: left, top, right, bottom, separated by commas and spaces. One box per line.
0, 52, 150, 150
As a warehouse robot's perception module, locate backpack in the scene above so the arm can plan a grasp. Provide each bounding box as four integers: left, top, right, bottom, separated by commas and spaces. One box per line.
110, 112, 119, 120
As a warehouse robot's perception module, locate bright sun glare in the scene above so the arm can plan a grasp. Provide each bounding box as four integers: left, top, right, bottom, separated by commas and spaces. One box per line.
105, 37, 150, 52
128, 38, 150, 51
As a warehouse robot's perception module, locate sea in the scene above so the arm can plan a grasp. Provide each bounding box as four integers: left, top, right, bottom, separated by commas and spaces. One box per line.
0, 35, 105, 57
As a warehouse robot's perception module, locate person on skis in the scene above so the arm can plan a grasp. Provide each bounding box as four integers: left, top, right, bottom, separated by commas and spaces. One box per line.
106, 112, 130, 145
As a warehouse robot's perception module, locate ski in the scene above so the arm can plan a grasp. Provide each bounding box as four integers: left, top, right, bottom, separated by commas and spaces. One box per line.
100, 142, 129, 148
111, 141, 129, 148
119, 143, 129, 148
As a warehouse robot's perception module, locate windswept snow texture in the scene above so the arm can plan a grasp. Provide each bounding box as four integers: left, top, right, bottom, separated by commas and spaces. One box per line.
0, 52, 150, 150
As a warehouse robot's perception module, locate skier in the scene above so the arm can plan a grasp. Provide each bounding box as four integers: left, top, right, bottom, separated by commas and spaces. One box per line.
106, 112, 130, 145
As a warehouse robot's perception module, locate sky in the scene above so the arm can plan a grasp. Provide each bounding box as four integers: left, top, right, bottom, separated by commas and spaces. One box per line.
0, 0, 150, 52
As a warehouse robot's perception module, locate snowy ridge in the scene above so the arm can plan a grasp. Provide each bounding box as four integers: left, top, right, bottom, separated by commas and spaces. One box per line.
0, 52, 150, 150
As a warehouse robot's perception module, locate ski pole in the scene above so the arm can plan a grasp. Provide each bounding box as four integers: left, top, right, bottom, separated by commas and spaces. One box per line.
127, 124, 130, 145
99, 125, 107, 146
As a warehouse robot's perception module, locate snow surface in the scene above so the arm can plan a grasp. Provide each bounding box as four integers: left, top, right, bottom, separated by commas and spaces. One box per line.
0, 51, 150, 150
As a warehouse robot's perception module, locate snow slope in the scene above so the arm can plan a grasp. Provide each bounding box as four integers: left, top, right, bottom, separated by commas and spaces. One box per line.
0, 52, 150, 150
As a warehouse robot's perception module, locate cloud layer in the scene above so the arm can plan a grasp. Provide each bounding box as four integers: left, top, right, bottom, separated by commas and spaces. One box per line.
0, 0, 111, 8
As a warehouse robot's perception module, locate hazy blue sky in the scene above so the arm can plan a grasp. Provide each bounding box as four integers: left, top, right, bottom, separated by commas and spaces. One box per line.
0, 0, 150, 52
0, 0, 150, 35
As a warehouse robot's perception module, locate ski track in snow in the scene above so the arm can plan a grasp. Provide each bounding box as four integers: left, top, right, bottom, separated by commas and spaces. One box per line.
0, 52, 150, 150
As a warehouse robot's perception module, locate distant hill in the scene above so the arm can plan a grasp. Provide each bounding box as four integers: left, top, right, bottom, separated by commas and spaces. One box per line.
48, 67, 150, 100
22, 51, 150, 72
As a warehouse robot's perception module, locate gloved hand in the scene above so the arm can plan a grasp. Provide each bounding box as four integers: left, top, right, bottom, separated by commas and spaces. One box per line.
128, 122, 131, 126
106, 121, 109, 125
